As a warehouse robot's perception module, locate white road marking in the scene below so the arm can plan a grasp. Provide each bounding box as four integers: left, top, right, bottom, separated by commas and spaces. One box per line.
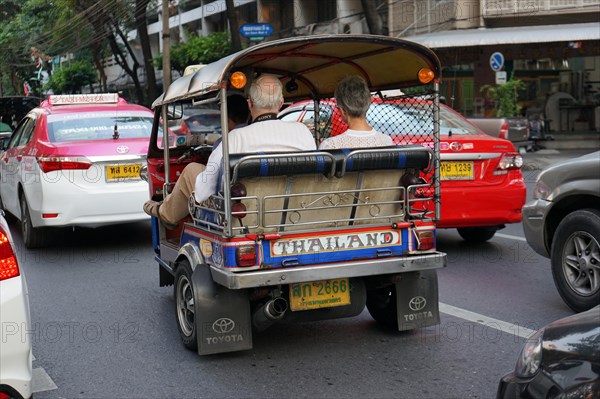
439, 302, 536, 339
32, 367, 58, 393
495, 233, 527, 242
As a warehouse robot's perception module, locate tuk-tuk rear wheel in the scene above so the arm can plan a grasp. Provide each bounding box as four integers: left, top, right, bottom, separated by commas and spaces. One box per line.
366, 286, 398, 329
175, 260, 198, 350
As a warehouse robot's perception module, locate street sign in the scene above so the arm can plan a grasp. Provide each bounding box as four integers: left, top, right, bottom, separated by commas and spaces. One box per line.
490, 52, 504, 72
495, 71, 507, 84
240, 23, 274, 38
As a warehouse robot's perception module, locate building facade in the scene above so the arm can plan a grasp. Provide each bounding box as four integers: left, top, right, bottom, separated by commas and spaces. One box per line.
393, 0, 600, 130
106, 0, 599, 131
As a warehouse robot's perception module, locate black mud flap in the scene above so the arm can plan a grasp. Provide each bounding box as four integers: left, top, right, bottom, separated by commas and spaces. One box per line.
395, 270, 440, 331
191, 266, 253, 355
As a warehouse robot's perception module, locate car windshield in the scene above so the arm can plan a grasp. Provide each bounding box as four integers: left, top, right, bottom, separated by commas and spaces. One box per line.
184, 112, 221, 132
366, 103, 431, 136
438, 106, 476, 135
47, 111, 154, 143
367, 102, 475, 136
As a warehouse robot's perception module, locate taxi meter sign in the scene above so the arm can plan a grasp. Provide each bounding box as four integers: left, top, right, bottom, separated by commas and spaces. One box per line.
490, 52, 504, 72
49, 93, 119, 105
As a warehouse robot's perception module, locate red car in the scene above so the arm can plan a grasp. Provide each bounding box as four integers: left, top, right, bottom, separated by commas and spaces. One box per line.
279, 99, 526, 242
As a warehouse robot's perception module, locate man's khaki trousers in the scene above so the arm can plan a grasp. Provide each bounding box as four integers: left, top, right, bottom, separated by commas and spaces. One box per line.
160, 162, 206, 224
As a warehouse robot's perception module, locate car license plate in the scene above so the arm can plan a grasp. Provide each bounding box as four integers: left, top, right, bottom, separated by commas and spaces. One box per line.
440, 161, 474, 180
105, 163, 141, 181
289, 278, 350, 311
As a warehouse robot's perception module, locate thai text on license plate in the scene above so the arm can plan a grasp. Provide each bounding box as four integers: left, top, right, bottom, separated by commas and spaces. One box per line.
440, 161, 474, 180
289, 278, 350, 311
106, 164, 141, 181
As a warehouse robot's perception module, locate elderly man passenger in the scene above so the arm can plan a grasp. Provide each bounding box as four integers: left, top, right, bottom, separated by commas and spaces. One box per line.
144, 74, 316, 228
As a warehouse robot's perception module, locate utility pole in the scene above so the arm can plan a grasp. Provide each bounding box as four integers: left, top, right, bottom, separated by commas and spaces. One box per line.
162, 0, 171, 92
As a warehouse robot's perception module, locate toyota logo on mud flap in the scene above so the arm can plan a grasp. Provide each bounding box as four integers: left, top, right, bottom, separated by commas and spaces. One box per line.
116, 145, 129, 154
409, 296, 427, 311
212, 318, 235, 333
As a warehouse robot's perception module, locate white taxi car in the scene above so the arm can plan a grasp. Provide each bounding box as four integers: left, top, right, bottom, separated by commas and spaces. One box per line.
0, 212, 32, 398
0, 94, 155, 248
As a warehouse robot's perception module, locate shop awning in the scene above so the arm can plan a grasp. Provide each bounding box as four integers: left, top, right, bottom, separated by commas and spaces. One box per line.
401, 22, 600, 49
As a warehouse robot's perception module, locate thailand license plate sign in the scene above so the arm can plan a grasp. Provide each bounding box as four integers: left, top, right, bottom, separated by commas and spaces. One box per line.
106, 163, 141, 181
289, 278, 350, 311
270, 231, 401, 257
440, 161, 474, 180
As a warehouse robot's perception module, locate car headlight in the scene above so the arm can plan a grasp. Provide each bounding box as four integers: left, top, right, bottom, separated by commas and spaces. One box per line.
515, 328, 544, 377
532, 179, 551, 200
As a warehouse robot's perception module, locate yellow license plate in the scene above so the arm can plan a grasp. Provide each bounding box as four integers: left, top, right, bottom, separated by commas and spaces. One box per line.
106, 164, 141, 181
289, 278, 351, 311
440, 161, 474, 180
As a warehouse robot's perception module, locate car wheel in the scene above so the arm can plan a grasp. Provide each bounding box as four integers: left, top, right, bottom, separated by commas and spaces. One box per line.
457, 226, 497, 243
366, 285, 398, 329
551, 209, 600, 313
20, 195, 47, 249
174, 260, 197, 350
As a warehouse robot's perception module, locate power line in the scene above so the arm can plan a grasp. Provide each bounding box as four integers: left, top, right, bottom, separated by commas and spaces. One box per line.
26, 1, 133, 56
7, 0, 158, 61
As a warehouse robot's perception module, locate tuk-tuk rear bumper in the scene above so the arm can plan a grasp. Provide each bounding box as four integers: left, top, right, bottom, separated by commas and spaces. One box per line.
210, 252, 446, 289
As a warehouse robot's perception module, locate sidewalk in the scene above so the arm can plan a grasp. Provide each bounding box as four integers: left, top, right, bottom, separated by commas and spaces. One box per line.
521, 148, 598, 171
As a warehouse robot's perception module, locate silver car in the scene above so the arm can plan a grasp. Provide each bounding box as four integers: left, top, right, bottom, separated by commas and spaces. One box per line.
522, 151, 600, 312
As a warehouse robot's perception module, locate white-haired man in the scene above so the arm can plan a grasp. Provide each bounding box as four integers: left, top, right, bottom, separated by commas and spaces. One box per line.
144, 74, 316, 228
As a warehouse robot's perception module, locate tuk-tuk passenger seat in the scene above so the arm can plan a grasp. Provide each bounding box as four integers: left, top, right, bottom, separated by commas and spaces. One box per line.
198, 146, 432, 234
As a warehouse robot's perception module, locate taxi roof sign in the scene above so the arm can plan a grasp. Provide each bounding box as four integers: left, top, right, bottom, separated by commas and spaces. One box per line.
48, 93, 119, 106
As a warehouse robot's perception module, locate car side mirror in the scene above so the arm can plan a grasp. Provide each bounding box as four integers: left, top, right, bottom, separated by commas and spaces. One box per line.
166, 104, 183, 120
139, 164, 148, 182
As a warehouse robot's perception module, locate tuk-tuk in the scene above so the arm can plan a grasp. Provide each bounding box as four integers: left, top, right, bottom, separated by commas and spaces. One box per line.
145, 34, 447, 355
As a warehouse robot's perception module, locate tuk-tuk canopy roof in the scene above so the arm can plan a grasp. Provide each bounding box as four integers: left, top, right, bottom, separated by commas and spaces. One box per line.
152, 34, 441, 108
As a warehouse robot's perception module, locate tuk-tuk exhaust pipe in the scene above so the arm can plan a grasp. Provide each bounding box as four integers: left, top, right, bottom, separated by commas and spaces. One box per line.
252, 297, 288, 332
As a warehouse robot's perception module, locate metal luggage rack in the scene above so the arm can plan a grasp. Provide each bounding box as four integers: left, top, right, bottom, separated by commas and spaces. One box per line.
188, 147, 435, 236
189, 182, 435, 235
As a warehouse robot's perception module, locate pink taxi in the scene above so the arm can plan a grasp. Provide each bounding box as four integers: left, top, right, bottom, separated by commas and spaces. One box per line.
0, 93, 155, 248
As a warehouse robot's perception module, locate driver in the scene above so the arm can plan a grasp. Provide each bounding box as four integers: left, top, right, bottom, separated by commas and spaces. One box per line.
144, 74, 316, 228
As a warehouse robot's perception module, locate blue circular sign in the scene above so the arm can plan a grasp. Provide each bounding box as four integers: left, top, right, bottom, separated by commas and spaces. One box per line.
490, 52, 504, 72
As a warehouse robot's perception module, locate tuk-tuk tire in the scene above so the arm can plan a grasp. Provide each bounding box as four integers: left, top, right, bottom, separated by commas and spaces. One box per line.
366, 285, 398, 329
174, 260, 198, 351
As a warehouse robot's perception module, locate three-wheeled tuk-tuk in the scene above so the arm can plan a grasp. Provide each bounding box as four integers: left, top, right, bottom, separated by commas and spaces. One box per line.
144, 34, 447, 355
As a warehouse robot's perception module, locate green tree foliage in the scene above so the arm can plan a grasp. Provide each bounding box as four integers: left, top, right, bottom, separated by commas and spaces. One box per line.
157, 32, 233, 75
480, 77, 526, 117
44, 60, 96, 94
0, 0, 57, 95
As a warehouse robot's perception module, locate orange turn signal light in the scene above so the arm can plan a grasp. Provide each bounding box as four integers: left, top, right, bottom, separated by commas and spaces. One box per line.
230, 71, 247, 89
418, 68, 435, 84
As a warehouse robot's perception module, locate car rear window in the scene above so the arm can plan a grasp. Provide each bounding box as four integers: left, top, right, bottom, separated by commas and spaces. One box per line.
47, 111, 154, 143
438, 106, 477, 135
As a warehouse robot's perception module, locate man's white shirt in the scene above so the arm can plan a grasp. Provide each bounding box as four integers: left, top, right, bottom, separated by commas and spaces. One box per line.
194, 120, 316, 202
319, 128, 393, 150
